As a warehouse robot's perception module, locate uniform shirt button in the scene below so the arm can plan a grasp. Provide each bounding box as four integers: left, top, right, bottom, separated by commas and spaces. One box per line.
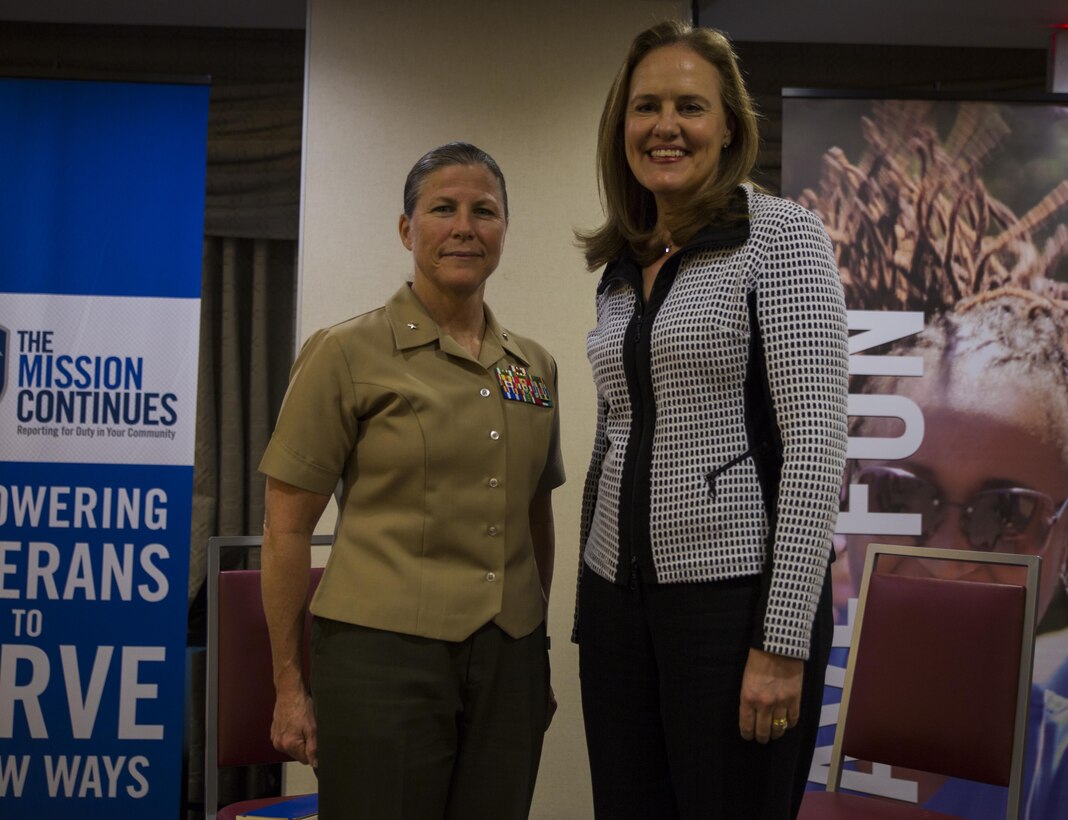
489, 430, 500, 440
488, 477, 500, 488
486, 572, 497, 582
480, 387, 491, 397
487, 525, 499, 536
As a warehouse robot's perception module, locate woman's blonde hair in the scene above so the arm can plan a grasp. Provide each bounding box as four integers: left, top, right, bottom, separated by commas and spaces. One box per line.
577, 20, 760, 270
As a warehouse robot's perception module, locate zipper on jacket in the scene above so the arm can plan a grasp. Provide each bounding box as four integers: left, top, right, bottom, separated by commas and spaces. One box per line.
621, 275, 669, 586
628, 556, 640, 591
601, 207, 752, 590
617, 302, 646, 586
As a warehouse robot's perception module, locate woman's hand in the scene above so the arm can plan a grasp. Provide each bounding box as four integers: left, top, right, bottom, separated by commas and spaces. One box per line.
271, 681, 319, 767
261, 476, 330, 767
546, 681, 558, 730
738, 647, 803, 744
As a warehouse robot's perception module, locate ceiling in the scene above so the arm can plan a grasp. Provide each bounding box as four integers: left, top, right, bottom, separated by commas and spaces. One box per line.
696, 0, 1068, 49
0, 0, 1064, 50
0, 0, 307, 30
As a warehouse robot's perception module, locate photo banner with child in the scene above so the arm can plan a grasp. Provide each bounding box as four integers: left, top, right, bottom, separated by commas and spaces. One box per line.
783, 93, 1068, 818
0, 76, 208, 818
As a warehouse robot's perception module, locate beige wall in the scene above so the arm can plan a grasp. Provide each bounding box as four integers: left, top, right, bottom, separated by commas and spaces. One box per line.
296, 0, 687, 816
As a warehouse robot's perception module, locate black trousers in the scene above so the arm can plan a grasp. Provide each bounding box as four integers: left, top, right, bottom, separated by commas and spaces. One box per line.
578, 566, 833, 820
311, 618, 548, 820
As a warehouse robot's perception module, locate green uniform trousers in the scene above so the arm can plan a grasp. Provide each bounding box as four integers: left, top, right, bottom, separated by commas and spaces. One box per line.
311, 617, 548, 820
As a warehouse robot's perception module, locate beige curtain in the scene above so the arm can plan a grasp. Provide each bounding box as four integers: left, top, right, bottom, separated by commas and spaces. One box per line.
189, 236, 297, 595
188, 80, 303, 600
186, 81, 302, 818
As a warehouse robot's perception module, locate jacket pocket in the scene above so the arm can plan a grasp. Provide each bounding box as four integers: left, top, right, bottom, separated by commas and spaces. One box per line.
705, 441, 769, 499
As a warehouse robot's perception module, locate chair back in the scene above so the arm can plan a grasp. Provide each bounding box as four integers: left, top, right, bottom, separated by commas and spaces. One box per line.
204, 534, 331, 820
827, 543, 1040, 817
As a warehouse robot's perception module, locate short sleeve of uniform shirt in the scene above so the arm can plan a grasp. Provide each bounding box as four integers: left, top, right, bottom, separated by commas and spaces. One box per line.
260, 283, 564, 641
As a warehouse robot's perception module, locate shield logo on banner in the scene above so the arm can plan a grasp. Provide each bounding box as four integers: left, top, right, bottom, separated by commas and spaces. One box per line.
0, 324, 8, 401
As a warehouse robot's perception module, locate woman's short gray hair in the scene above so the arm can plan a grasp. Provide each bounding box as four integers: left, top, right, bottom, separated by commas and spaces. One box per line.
402, 142, 509, 220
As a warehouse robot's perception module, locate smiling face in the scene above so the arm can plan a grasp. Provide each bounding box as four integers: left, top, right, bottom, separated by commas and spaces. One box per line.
624, 43, 733, 215
399, 163, 507, 302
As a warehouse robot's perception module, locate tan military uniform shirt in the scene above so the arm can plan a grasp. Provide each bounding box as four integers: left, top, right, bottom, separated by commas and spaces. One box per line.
260, 283, 565, 641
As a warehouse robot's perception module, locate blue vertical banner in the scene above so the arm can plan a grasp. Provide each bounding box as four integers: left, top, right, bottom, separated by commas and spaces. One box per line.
0, 77, 208, 818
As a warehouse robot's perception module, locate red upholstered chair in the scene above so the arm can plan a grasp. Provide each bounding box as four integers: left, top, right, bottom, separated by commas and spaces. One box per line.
800, 543, 1040, 820
205, 535, 331, 820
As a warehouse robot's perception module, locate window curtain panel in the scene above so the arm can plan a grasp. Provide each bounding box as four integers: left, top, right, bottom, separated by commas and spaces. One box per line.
186, 80, 302, 819
190, 81, 302, 604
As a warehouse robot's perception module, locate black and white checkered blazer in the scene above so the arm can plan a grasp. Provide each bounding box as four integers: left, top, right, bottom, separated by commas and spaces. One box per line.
578, 185, 849, 659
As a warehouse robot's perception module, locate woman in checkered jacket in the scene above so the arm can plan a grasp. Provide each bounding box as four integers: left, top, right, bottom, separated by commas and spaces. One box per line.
573, 21, 849, 820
